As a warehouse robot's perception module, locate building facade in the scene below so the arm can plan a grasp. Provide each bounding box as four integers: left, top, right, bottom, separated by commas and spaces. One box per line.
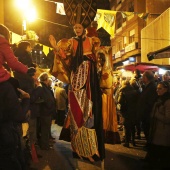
141, 8, 170, 65
110, 0, 170, 70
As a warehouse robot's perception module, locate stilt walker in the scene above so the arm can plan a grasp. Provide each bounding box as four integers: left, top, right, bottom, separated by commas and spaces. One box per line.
49, 0, 105, 169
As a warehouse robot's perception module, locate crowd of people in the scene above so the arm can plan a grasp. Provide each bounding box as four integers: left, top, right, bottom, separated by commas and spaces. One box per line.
0, 23, 68, 170
113, 69, 170, 169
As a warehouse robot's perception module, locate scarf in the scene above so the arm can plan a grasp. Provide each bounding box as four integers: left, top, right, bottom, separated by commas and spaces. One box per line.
71, 36, 85, 72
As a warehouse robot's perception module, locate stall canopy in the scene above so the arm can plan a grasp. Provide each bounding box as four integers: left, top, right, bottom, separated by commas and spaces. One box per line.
147, 46, 170, 61
116, 63, 159, 73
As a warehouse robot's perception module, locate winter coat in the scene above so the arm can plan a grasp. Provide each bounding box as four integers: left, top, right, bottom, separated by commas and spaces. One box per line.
13, 71, 34, 94
118, 84, 139, 123
13, 49, 35, 93
0, 80, 30, 150
137, 81, 157, 121
29, 86, 44, 119
41, 83, 56, 116
14, 49, 35, 68
0, 36, 27, 83
149, 93, 170, 147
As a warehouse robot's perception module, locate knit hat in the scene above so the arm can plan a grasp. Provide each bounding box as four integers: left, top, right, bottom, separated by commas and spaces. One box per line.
63, 0, 97, 28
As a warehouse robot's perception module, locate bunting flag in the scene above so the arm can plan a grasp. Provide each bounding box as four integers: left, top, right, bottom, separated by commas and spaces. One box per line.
121, 11, 134, 18
55, 2, 149, 37
137, 13, 149, 20
56, 2, 66, 15
95, 9, 117, 37
121, 11, 149, 20
55, 1, 149, 20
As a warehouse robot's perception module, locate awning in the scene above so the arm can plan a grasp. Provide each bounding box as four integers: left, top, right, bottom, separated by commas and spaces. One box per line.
116, 63, 159, 73
147, 46, 170, 61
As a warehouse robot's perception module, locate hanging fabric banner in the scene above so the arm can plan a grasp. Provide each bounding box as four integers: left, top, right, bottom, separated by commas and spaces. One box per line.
56, 2, 66, 15
95, 9, 117, 37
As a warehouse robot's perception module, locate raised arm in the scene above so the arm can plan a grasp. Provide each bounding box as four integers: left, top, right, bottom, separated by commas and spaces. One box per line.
49, 35, 58, 51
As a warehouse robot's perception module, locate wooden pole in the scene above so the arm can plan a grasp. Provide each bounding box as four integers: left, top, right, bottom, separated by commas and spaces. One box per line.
101, 159, 104, 170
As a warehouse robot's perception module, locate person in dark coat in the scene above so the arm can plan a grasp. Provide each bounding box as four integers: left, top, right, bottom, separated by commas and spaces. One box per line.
28, 75, 44, 146
38, 72, 56, 150
131, 69, 143, 139
0, 24, 36, 169
118, 80, 139, 147
14, 41, 36, 68
0, 80, 30, 170
13, 41, 36, 94
142, 81, 170, 169
137, 70, 157, 146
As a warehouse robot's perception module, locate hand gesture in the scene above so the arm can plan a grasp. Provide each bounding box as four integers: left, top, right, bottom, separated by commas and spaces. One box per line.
49, 35, 58, 49
17, 88, 30, 99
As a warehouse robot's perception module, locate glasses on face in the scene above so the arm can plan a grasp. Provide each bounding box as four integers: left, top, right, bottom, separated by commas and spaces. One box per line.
157, 87, 164, 90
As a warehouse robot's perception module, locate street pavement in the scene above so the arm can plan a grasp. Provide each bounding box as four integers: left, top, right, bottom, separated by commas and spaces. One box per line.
29, 124, 147, 170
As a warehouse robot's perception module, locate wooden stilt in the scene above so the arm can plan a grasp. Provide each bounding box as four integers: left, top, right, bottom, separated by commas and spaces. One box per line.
75, 158, 79, 170
101, 159, 104, 170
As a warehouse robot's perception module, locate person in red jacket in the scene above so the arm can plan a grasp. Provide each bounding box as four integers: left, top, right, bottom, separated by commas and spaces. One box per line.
0, 24, 35, 83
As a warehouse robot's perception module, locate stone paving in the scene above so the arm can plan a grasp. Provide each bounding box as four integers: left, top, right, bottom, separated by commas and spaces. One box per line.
29, 124, 147, 170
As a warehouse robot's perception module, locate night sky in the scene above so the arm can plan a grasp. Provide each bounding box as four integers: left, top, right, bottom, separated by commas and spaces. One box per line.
4, 0, 110, 46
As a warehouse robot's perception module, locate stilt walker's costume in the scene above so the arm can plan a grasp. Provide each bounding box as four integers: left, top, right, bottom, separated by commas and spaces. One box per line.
96, 48, 121, 144
51, 0, 105, 161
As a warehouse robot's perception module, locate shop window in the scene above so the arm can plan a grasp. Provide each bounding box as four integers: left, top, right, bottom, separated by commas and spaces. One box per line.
124, 36, 127, 46
129, 35, 135, 43
117, 41, 122, 51
129, 29, 135, 43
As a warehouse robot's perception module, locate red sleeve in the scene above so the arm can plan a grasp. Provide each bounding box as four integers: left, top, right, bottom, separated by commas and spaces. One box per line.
1, 40, 28, 74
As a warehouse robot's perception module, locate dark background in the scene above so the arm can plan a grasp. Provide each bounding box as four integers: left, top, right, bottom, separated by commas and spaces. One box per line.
4, 0, 110, 46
